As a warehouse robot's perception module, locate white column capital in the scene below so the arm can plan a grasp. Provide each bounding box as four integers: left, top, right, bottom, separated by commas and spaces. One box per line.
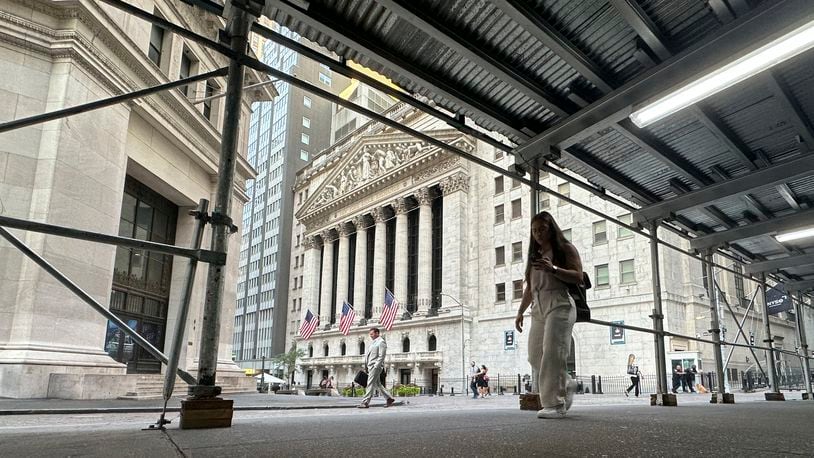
371, 207, 388, 224
440, 172, 470, 195
415, 187, 433, 206
392, 197, 410, 215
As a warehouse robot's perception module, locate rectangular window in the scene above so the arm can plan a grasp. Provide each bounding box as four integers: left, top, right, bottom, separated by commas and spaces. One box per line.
148, 21, 165, 66
595, 264, 609, 287
495, 246, 505, 266
539, 193, 550, 209
319, 72, 332, 86
301, 133, 310, 145
495, 283, 506, 302
562, 228, 572, 242
512, 178, 521, 189
593, 221, 607, 245
513, 280, 524, 300
179, 51, 193, 96
494, 176, 504, 195
495, 150, 504, 161
558, 183, 570, 206
617, 213, 633, 239
494, 204, 504, 225
203, 80, 217, 121
303, 96, 312, 108
620, 259, 635, 284
512, 242, 523, 262
302, 117, 311, 128
511, 199, 522, 219
300, 149, 309, 161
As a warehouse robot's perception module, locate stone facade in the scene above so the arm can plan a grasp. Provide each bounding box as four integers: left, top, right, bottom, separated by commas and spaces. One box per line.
285, 106, 809, 392
0, 0, 273, 398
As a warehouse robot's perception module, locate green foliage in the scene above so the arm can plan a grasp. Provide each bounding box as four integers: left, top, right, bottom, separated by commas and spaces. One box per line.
270, 346, 306, 380
341, 386, 366, 396
393, 384, 421, 397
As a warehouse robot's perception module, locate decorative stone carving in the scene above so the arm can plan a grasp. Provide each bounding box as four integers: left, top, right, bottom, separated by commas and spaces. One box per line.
312, 141, 433, 207
352, 214, 369, 231
371, 207, 387, 224
336, 222, 352, 237
440, 172, 470, 195
412, 156, 461, 183
415, 187, 433, 207
392, 197, 409, 215
321, 229, 338, 244
303, 235, 320, 250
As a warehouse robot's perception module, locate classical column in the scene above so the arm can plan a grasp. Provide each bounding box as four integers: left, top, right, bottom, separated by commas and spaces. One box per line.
371, 207, 387, 318
335, 223, 351, 324
440, 173, 469, 308
302, 235, 322, 320
352, 215, 368, 317
415, 187, 433, 315
393, 197, 409, 310
319, 229, 336, 327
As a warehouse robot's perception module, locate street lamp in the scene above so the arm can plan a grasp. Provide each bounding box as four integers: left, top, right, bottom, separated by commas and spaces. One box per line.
260, 354, 266, 392
439, 292, 466, 395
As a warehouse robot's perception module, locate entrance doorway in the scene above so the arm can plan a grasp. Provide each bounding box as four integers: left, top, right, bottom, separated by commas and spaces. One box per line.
431, 369, 439, 394
104, 177, 177, 374
400, 368, 412, 385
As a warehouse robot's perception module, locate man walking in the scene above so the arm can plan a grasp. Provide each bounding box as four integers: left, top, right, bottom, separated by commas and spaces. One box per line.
469, 361, 479, 399
358, 327, 395, 408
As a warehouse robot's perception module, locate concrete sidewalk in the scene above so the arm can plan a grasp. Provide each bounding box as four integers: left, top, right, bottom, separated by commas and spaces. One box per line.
1, 388, 807, 415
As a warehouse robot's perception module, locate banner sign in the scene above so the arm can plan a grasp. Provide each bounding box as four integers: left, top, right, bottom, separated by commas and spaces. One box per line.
766, 283, 793, 315
504, 330, 516, 350
610, 321, 625, 345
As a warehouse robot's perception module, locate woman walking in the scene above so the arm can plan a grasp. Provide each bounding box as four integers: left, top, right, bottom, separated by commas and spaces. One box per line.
515, 211, 583, 419
624, 354, 642, 397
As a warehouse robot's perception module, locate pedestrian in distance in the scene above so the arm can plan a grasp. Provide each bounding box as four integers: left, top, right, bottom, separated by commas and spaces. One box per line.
358, 327, 396, 409
685, 365, 697, 393
476, 365, 489, 398
672, 365, 684, 393
469, 361, 480, 399
515, 211, 582, 419
624, 354, 643, 397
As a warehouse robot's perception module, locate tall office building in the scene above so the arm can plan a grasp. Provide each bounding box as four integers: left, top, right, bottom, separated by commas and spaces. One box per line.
233, 24, 348, 369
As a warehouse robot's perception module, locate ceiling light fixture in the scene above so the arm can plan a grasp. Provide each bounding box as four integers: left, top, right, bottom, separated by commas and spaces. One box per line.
775, 227, 814, 243
629, 19, 814, 128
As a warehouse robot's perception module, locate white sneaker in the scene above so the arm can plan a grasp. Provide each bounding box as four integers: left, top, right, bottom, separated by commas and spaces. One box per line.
565, 379, 577, 411
537, 405, 567, 419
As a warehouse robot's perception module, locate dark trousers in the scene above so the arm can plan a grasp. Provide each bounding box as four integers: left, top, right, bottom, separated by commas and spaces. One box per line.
684, 374, 696, 392
626, 376, 640, 396
672, 374, 681, 392
470, 380, 478, 398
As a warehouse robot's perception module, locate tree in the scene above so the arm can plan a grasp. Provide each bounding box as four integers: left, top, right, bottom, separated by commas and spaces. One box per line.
271, 346, 306, 383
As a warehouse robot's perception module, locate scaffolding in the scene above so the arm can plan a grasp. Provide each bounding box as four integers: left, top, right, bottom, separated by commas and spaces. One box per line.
0, 0, 812, 429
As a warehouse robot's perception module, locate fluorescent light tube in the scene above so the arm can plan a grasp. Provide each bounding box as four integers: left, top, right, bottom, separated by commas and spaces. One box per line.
630, 20, 814, 128
775, 227, 814, 243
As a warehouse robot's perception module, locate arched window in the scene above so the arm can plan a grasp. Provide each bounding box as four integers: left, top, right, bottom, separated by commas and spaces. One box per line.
323, 344, 329, 356
428, 335, 437, 351
359, 341, 365, 355
340, 342, 346, 356
308, 345, 313, 357
402, 337, 410, 353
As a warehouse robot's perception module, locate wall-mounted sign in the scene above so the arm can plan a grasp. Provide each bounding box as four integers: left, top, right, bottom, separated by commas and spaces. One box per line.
766, 283, 793, 315
504, 330, 516, 350
610, 321, 625, 345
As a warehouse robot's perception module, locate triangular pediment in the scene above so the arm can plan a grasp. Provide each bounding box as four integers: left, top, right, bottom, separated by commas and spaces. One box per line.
296, 130, 474, 224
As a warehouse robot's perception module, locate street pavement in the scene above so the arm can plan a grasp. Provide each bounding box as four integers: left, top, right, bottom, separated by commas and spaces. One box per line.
0, 391, 812, 456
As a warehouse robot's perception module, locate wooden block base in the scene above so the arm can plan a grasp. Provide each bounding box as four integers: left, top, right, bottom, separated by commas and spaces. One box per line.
519, 393, 541, 411
650, 393, 677, 406
764, 392, 785, 401
710, 393, 735, 404
803, 393, 810, 400
180, 398, 234, 429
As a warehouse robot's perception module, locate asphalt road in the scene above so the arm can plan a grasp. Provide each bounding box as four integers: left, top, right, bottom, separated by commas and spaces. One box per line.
0, 395, 812, 457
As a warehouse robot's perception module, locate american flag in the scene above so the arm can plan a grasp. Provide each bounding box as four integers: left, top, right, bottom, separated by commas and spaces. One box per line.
379, 288, 400, 331
299, 309, 319, 340
339, 301, 356, 336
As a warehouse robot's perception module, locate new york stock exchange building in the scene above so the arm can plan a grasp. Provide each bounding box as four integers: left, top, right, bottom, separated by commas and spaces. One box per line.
284, 104, 803, 394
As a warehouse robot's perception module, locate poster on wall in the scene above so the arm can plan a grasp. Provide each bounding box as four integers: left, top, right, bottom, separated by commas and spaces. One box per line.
610, 321, 625, 345
504, 330, 516, 350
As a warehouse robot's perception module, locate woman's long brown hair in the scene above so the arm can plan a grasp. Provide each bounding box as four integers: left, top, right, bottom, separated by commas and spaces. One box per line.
524, 211, 571, 285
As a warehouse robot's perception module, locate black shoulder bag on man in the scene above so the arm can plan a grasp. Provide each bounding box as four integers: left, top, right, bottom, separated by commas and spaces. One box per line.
568, 272, 592, 322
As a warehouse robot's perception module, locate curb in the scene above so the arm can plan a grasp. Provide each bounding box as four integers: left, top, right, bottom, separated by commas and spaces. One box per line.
0, 401, 405, 416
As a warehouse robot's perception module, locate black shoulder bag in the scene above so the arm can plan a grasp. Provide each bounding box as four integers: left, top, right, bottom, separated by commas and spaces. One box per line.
568, 272, 592, 322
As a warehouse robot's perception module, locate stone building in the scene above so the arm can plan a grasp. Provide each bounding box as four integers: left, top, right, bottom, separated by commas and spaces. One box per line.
0, 0, 274, 398
285, 104, 808, 393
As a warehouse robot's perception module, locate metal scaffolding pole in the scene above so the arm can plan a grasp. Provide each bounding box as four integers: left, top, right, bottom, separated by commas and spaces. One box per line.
190, 6, 252, 398
0, 226, 197, 385
793, 291, 813, 400
759, 272, 782, 398
648, 222, 670, 402
705, 252, 728, 402
720, 285, 767, 380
